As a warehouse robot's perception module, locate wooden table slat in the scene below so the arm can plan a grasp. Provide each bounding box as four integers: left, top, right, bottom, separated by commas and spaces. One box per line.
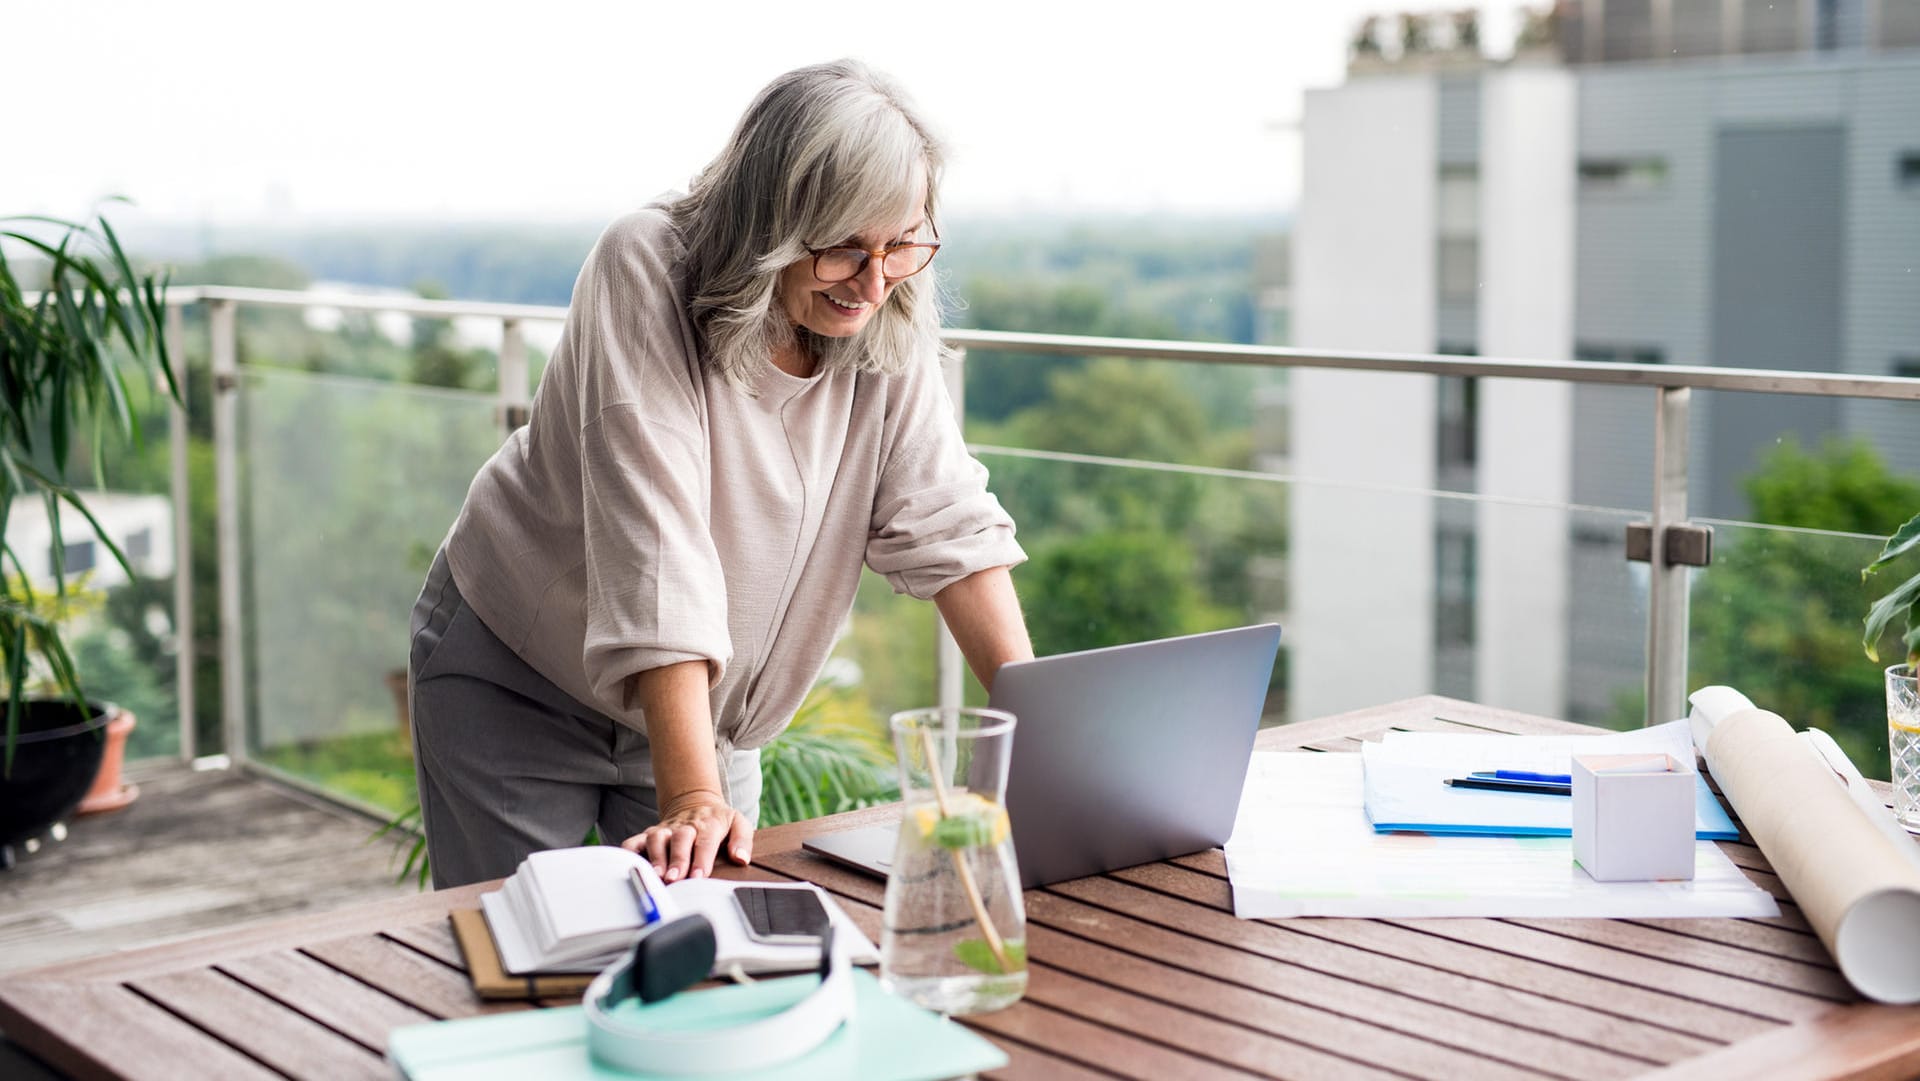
1507, 918, 1849, 998
1073, 869, 1776, 1043
1020, 923, 1579, 1081
962, 998, 1290, 1081
1622, 917, 1831, 965
0, 980, 284, 1081
381, 919, 466, 969
1638, 1003, 1920, 1081
986, 1037, 1127, 1081
1018, 891, 1708, 1071
218, 949, 436, 1051
302, 934, 528, 1022
1384, 918, 1834, 1023
128, 968, 388, 1081
1107, 860, 1839, 1022
1025, 961, 1483, 1081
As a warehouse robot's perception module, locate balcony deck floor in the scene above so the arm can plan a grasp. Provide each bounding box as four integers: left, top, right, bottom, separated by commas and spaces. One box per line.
0, 758, 417, 977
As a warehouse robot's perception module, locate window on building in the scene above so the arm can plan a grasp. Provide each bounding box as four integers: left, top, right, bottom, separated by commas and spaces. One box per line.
1894, 358, 1920, 380
1576, 343, 1667, 366
125, 527, 153, 564
1742, 0, 1801, 52
1434, 530, 1477, 649
1670, 0, 1722, 56
1578, 157, 1668, 193
1438, 237, 1479, 301
1437, 165, 1479, 236
55, 539, 96, 575
1899, 153, 1920, 189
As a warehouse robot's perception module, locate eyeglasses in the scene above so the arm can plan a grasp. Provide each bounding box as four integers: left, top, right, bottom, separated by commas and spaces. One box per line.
808, 241, 941, 283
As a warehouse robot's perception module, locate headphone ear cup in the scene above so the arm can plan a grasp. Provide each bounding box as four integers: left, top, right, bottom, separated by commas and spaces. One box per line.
635, 914, 718, 1004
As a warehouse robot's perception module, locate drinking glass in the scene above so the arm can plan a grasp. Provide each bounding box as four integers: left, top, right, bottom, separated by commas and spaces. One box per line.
1890, 665, 1920, 833
879, 707, 1027, 1015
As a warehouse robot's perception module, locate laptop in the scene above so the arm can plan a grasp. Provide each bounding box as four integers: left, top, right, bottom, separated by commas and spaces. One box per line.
801, 623, 1281, 889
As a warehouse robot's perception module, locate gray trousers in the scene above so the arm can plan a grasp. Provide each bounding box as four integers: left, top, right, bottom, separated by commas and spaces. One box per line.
407, 550, 761, 889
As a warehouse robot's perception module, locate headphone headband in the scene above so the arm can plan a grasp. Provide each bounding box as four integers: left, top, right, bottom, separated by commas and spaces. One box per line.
583, 917, 855, 1075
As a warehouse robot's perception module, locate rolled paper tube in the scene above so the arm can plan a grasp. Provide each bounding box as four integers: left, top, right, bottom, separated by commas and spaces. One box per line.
1702, 707, 1920, 1003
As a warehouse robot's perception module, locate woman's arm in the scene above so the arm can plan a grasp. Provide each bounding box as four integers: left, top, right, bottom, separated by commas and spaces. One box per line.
620, 659, 752, 880
934, 565, 1034, 693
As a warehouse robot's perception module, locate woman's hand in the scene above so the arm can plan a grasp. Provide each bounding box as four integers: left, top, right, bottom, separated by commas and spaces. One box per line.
622, 788, 753, 881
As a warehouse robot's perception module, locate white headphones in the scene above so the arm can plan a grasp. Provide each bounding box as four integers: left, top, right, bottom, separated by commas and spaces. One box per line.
582, 916, 855, 1076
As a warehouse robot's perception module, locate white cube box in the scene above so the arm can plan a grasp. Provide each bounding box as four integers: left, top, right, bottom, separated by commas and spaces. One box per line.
1571, 753, 1696, 882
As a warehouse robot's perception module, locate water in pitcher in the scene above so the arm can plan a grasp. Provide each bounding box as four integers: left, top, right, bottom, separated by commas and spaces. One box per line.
880, 790, 1028, 1014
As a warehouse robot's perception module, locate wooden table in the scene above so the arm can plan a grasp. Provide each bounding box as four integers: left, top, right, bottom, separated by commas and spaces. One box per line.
4, 695, 1919, 1080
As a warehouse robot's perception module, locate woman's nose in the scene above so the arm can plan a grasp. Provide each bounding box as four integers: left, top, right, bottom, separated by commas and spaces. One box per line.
848, 257, 888, 302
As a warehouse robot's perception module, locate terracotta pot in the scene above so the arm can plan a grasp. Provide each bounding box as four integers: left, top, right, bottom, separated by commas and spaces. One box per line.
78, 707, 139, 815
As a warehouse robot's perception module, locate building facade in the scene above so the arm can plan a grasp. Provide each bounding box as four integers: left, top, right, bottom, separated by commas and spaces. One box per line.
1290, 12, 1920, 724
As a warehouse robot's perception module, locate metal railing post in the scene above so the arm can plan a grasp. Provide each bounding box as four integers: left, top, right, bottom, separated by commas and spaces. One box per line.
498, 318, 529, 434
1644, 386, 1692, 725
210, 300, 246, 766
166, 303, 196, 762
935, 348, 966, 712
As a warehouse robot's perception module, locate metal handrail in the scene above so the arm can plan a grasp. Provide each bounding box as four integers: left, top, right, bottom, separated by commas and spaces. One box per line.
162, 286, 1920, 399
157, 287, 1919, 771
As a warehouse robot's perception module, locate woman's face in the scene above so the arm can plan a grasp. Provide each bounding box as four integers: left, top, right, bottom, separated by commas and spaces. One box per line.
778, 202, 928, 340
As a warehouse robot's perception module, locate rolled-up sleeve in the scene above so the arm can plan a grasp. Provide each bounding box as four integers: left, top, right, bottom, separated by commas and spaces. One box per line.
571, 219, 732, 713
865, 359, 1026, 599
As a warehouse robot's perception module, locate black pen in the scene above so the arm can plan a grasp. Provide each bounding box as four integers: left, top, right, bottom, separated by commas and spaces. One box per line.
1443, 777, 1572, 796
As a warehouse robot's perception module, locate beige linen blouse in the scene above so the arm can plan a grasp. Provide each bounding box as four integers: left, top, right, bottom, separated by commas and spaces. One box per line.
443, 208, 1024, 780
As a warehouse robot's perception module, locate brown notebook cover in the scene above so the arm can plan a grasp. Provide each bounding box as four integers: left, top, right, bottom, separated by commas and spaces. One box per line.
449, 907, 597, 1001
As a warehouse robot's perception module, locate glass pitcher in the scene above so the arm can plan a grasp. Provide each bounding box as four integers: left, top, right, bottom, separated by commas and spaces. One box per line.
879, 706, 1027, 1015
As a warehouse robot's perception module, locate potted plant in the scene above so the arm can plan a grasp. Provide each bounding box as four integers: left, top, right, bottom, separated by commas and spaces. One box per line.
2, 207, 174, 865
1862, 510, 1919, 830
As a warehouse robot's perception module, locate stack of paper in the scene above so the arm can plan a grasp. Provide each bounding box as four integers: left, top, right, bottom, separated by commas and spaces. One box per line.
1360, 719, 1738, 839
1224, 752, 1779, 920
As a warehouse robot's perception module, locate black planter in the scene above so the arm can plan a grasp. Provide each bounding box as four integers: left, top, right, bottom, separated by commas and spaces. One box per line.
1, 699, 113, 867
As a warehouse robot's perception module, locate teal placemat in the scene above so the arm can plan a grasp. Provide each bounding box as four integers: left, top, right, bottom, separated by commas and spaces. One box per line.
388, 969, 1007, 1080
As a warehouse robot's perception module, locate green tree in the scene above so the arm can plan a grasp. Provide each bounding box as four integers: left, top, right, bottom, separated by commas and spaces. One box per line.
1687, 438, 1920, 776
1018, 532, 1232, 657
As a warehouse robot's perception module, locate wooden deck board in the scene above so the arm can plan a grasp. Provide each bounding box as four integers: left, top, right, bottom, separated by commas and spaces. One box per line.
0, 759, 416, 976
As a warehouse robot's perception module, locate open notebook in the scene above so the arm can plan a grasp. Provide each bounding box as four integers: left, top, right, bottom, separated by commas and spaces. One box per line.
478, 846, 876, 977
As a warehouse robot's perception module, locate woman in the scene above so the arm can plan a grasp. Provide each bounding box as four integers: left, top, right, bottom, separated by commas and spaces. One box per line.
407, 60, 1032, 889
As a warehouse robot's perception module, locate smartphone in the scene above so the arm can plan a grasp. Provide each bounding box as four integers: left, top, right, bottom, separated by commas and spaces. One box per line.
731, 885, 832, 945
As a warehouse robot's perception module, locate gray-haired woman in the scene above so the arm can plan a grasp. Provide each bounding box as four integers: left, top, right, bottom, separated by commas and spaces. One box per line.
407, 60, 1032, 889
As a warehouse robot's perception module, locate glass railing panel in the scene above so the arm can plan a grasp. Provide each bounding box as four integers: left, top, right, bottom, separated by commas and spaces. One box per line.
240, 366, 501, 814
1688, 519, 1897, 780
949, 449, 1651, 731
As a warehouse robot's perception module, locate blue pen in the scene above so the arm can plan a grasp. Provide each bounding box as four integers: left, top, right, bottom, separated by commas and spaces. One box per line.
1471, 770, 1573, 784
628, 866, 661, 925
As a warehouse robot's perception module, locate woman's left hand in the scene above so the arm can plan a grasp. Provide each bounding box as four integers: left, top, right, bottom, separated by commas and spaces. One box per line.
621, 788, 753, 882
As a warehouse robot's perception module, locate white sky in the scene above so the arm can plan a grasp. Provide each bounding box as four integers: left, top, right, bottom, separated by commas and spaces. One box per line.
6, 0, 1513, 224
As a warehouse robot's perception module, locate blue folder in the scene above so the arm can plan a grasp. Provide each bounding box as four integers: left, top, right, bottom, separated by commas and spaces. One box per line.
1364, 772, 1739, 839
1359, 722, 1741, 840
387, 969, 1007, 1081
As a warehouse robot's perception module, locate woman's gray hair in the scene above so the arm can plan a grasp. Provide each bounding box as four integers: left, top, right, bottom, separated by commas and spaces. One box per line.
669, 60, 947, 389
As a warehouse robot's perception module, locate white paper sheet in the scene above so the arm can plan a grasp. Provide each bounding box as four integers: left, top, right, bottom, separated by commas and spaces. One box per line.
1224, 752, 1781, 920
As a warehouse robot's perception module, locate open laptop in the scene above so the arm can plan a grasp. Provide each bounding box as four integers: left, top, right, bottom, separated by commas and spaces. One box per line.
802, 623, 1281, 889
